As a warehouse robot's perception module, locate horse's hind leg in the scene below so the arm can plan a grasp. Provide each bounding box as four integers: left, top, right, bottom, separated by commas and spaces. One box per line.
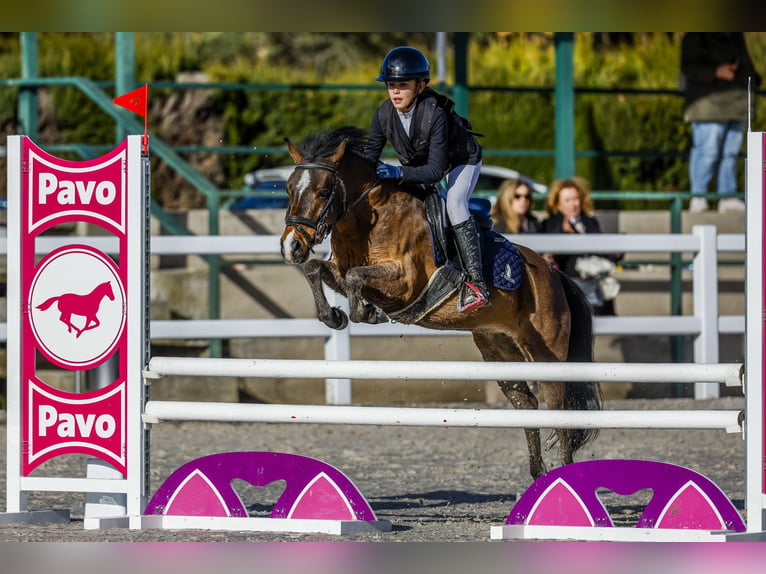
472, 331, 549, 479
536, 382, 575, 466
499, 381, 547, 479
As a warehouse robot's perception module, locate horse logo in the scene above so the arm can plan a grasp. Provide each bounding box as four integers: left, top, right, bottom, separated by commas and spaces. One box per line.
35, 280, 115, 338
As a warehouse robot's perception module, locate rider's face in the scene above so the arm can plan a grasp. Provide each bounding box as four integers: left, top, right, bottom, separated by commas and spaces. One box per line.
386, 80, 422, 112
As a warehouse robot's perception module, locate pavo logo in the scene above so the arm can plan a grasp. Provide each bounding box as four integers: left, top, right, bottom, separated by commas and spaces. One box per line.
29, 245, 126, 369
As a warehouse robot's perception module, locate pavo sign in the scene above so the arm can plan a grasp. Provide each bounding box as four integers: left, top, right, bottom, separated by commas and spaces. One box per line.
10, 136, 141, 476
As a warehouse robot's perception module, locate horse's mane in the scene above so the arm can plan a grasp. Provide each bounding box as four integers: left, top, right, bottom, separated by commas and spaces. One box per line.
295, 125, 430, 200
296, 126, 373, 166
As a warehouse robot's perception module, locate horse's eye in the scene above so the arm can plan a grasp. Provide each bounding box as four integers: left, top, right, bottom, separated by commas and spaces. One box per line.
317, 187, 332, 199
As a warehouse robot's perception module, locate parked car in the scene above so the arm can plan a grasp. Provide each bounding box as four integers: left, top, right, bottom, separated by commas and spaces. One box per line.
229, 168, 292, 210
230, 163, 547, 210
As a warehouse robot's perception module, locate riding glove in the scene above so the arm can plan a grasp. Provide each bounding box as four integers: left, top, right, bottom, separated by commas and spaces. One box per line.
376, 163, 402, 180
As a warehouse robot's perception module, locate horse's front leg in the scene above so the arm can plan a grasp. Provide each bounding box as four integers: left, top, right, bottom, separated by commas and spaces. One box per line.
344, 262, 403, 325
303, 259, 349, 330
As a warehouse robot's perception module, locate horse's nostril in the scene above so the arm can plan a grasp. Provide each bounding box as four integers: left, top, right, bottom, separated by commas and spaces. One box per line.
291, 240, 304, 259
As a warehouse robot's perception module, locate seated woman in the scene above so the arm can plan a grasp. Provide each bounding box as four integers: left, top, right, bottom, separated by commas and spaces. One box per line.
491, 178, 542, 234
541, 176, 621, 315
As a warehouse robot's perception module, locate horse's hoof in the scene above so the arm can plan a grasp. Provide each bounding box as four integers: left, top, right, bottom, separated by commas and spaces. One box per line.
366, 306, 389, 325
329, 307, 349, 330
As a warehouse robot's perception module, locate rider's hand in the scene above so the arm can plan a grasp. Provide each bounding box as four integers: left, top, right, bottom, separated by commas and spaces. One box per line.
376, 163, 402, 180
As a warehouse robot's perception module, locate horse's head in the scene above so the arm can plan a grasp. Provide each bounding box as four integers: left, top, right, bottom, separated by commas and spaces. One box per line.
100, 281, 115, 300
281, 131, 352, 265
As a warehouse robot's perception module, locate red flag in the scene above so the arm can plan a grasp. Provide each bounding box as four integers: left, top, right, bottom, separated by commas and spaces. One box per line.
113, 84, 147, 117
114, 84, 149, 154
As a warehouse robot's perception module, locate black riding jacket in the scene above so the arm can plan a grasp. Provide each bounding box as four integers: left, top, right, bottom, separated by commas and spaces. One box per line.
365, 88, 480, 185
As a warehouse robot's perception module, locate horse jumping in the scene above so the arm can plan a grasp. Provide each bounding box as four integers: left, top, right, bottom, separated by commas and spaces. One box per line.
36, 280, 115, 338
280, 126, 601, 479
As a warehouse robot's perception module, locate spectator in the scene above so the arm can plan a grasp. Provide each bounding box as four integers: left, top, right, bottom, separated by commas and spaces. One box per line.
541, 177, 621, 315
490, 178, 542, 234
681, 33, 761, 213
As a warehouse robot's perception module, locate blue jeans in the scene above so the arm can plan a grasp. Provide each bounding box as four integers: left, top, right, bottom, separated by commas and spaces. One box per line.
689, 121, 745, 196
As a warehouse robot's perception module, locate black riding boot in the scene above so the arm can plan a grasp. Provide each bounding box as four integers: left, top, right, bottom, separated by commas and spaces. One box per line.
452, 217, 491, 313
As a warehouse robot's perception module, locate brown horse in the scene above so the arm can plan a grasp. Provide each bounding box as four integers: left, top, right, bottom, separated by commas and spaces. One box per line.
280, 126, 601, 480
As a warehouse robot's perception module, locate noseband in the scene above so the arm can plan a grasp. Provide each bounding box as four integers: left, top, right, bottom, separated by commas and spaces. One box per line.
284, 161, 380, 248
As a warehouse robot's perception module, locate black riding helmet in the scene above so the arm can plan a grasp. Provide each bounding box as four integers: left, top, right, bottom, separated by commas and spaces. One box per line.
376, 46, 431, 83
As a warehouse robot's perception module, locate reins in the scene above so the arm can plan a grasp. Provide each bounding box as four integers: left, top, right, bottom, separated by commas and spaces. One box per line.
285, 160, 381, 248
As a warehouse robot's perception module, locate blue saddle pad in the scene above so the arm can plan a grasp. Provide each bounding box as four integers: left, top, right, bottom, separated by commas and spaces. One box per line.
480, 229, 524, 292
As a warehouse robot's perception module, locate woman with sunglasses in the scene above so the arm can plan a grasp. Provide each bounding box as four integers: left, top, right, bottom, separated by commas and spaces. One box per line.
491, 178, 541, 234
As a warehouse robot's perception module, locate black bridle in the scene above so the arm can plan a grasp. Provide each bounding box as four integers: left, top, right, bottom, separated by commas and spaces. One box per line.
284, 161, 380, 247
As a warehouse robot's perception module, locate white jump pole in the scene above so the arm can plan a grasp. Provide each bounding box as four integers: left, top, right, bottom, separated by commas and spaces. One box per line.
142, 401, 742, 432
145, 357, 743, 386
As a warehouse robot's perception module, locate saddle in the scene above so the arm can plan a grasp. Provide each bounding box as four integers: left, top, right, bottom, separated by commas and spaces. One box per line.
387, 188, 524, 323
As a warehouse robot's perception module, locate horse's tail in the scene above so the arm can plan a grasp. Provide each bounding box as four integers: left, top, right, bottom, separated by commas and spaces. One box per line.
557, 269, 602, 452
36, 296, 59, 311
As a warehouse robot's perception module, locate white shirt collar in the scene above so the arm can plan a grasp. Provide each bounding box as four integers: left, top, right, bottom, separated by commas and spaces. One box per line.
397, 104, 416, 136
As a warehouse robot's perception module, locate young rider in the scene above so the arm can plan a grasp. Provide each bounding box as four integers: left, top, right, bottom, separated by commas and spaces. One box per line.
364, 46, 489, 313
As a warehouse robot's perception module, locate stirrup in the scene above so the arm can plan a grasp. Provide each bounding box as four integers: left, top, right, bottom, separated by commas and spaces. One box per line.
458, 281, 491, 313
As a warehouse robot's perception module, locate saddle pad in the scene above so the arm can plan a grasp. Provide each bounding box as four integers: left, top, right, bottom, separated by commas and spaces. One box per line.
482, 229, 524, 292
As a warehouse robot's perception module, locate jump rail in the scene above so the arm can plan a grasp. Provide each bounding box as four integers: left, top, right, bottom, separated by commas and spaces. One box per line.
142, 401, 743, 433
143, 357, 744, 433
145, 357, 743, 386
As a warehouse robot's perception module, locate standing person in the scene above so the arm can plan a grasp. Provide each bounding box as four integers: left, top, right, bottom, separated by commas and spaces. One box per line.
542, 177, 621, 315
365, 46, 488, 313
681, 32, 761, 213
491, 178, 542, 234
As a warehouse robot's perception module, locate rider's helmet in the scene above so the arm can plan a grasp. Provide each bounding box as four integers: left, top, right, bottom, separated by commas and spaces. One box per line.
376, 46, 431, 83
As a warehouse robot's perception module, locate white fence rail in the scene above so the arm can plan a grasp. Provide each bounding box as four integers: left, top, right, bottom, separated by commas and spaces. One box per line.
1, 225, 745, 402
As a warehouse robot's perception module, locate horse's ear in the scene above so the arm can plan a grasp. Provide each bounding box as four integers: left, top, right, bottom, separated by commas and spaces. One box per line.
329, 140, 347, 165
285, 138, 303, 164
